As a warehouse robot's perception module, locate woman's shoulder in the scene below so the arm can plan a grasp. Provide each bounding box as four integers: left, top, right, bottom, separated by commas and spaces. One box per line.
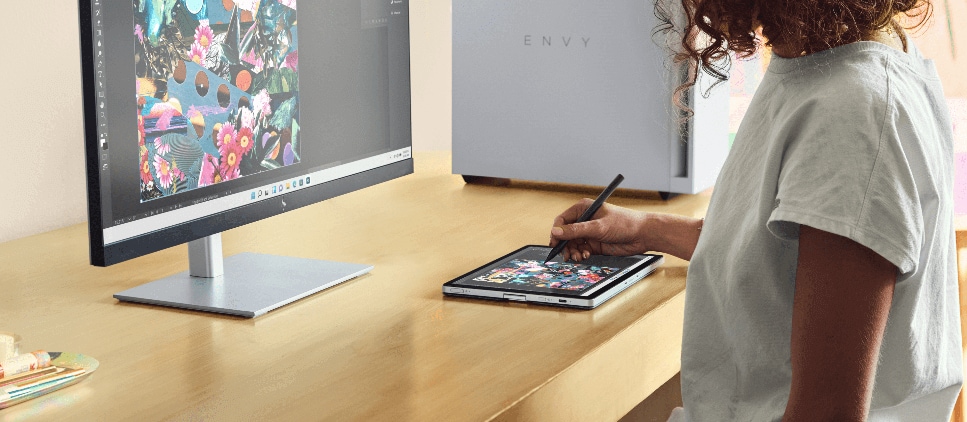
756, 64, 888, 147
768, 42, 894, 108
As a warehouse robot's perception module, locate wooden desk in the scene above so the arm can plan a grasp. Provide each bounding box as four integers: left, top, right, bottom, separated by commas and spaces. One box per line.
0, 152, 710, 421
950, 217, 967, 422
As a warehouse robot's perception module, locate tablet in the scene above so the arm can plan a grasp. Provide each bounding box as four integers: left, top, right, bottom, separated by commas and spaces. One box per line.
443, 245, 663, 309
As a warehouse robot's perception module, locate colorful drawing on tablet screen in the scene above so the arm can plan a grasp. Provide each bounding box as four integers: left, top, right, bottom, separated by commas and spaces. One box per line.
473, 259, 620, 291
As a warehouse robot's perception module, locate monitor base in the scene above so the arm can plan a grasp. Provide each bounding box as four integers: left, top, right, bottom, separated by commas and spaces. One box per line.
114, 252, 373, 318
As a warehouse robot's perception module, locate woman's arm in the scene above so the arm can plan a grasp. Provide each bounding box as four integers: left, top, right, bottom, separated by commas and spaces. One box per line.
643, 213, 704, 261
782, 225, 896, 421
549, 199, 703, 261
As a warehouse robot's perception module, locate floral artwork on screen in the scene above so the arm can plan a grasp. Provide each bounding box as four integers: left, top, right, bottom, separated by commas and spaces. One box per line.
473, 259, 620, 292
133, 0, 300, 202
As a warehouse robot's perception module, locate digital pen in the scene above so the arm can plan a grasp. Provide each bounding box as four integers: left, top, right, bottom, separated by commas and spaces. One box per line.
544, 174, 625, 263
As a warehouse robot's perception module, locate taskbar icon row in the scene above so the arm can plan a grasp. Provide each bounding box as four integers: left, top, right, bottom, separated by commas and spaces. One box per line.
251, 176, 312, 200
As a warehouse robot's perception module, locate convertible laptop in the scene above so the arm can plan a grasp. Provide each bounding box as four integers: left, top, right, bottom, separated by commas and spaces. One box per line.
443, 245, 663, 309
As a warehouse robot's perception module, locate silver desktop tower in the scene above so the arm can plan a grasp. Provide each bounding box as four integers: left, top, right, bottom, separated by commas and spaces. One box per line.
452, 0, 730, 196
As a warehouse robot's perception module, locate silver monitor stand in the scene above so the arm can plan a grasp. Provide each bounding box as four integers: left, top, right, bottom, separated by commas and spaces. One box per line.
113, 234, 373, 318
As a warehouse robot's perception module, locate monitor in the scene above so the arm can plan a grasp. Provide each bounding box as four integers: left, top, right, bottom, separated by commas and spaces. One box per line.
78, 0, 412, 317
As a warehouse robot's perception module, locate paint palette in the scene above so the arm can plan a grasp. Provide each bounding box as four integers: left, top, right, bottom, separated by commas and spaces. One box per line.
0, 352, 99, 409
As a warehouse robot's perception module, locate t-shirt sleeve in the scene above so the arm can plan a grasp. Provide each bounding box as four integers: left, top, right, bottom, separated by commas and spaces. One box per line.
765, 91, 924, 279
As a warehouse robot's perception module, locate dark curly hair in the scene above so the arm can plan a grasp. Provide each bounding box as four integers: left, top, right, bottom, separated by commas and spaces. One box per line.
656, 0, 933, 116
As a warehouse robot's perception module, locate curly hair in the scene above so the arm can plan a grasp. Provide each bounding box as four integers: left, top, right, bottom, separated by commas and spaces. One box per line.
657, 0, 933, 116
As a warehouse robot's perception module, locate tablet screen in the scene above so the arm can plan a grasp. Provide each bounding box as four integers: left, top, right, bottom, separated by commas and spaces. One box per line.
451, 246, 649, 297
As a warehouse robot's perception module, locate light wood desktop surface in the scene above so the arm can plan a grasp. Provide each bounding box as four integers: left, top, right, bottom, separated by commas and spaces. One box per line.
0, 152, 710, 421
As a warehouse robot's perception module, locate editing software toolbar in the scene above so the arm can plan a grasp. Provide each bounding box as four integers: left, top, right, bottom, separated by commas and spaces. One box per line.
92, 0, 110, 173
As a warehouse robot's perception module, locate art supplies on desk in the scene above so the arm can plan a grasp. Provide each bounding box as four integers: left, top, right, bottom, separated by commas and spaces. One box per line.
0, 350, 51, 379
0, 352, 99, 409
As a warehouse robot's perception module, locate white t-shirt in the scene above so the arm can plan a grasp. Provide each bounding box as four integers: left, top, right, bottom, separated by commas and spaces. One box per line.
681, 41, 963, 421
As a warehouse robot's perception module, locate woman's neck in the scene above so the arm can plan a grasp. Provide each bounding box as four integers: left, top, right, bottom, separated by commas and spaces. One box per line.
771, 26, 906, 58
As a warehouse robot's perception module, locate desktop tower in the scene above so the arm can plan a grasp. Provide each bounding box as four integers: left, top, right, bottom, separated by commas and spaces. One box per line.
452, 0, 730, 196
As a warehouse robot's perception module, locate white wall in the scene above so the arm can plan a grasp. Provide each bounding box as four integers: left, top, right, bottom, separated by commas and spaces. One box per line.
11, 2, 957, 244
410, 0, 453, 151
0, 1, 88, 244
0, 0, 453, 243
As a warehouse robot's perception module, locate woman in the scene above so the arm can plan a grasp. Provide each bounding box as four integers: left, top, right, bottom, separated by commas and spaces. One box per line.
549, 0, 963, 420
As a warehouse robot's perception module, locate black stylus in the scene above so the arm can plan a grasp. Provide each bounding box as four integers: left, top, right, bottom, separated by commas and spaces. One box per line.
544, 174, 625, 263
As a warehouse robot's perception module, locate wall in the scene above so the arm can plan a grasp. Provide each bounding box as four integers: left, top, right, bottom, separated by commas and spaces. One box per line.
1, 1, 963, 243
410, 0, 453, 152
916, 0, 967, 97
0, 1, 88, 244
0, 0, 453, 244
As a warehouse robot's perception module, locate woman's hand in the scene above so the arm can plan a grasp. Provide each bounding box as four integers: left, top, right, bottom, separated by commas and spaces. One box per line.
548, 199, 652, 262
549, 199, 705, 262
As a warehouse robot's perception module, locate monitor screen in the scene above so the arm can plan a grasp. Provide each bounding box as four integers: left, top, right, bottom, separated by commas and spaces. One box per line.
80, 0, 412, 266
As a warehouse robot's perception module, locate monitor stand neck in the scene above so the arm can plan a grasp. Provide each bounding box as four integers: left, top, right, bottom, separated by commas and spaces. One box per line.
188, 234, 224, 278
